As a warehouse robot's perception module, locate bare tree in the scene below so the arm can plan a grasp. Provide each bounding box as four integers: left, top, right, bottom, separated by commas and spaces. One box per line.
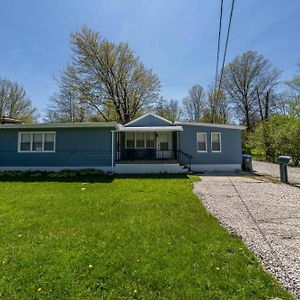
0, 77, 37, 122
45, 66, 90, 123
50, 27, 160, 124
182, 85, 206, 122
155, 98, 182, 122
168, 99, 183, 122
286, 61, 300, 93
204, 87, 229, 124
222, 51, 280, 131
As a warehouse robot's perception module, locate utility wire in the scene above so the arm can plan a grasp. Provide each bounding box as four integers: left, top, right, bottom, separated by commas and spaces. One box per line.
216, 0, 236, 95
214, 0, 224, 92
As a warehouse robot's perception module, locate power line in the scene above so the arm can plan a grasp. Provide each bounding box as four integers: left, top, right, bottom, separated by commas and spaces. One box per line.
217, 0, 236, 95
214, 0, 224, 92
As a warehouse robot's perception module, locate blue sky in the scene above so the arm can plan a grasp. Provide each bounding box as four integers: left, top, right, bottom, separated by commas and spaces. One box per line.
1, 0, 300, 118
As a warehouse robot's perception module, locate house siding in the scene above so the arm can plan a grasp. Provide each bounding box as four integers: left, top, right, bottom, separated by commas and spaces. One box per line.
178, 124, 242, 166
0, 127, 113, 168
126, 114, 171, 127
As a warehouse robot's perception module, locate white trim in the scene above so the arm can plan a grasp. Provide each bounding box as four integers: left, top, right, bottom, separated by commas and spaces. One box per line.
114, 163, 186, 174
196, 132, 207, 153
191, 164, 241, 173
124, 113, 173, 126
174, 121, 245, 130
1, 122, 117, 129
211, 132, 222, 153
0, 166, 112, 172
18, 132, 56, 153
117, 125, 182, 132
111, 130, 115, 172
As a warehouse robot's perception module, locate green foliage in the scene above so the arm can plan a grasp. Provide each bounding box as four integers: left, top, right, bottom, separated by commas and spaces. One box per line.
48, 26, 160, 124
249, 115, 300, 165
0, 176, 291, 299
0, 169, 105, 181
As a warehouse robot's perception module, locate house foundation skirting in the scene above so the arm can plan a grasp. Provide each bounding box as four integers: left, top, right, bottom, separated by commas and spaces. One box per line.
114, 163, 186, 174
191, 164, 241, 173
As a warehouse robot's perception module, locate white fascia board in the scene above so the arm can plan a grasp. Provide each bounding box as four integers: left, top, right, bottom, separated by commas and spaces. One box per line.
116, 125, 183, 132
0, 122, 117, 130
174, 121, 245, 130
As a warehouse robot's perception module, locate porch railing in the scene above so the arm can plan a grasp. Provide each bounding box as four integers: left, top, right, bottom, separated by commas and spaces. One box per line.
116, 149, 177, 162
177, 150, 192, 171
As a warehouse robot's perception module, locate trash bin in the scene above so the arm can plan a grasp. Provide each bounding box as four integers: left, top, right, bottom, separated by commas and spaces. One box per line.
242, 154, 253, 171
278, 156, 291, 183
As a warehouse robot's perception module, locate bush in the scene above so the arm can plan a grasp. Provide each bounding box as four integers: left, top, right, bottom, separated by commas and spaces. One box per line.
0, 169, 106, 180
249, 115, 300, 166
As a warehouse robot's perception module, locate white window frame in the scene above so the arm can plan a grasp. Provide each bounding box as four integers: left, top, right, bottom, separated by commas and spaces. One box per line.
125, 132, 155, 149
196, 132, 207, 153
211, 132, 222, 153
18, 132, 56, 153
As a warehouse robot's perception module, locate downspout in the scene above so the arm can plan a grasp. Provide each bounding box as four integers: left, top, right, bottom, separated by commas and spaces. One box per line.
111, 130, 115, 173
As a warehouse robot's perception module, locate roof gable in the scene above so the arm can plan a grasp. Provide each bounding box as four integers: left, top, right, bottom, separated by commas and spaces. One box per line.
125, 113, 173, 127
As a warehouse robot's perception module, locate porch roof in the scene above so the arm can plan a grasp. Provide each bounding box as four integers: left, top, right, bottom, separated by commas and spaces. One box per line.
116, 125, 183, 132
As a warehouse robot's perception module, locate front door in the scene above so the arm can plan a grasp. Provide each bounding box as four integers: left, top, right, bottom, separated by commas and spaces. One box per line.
156, 132, 172, 159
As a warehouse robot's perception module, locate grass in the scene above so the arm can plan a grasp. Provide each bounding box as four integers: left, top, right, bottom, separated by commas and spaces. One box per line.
0, 173, 292, 299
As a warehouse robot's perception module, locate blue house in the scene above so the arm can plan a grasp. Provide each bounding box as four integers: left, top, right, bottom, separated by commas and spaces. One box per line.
0, 113, 245, 173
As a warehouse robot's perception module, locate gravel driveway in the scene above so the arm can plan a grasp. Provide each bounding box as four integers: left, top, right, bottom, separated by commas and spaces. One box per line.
253, 160, 300, 184
194, 176, 300, 299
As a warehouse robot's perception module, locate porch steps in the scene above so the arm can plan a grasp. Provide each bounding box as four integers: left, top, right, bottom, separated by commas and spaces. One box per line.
114, 163, 187, 174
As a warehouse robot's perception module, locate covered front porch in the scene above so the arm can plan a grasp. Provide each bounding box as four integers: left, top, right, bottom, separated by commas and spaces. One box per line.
114, 125, 182, 163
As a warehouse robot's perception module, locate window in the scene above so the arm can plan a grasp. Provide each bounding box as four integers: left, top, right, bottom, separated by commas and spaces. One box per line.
20, 133, 31, 151
18, 132, 55, 152
146, 132, 155, 148
197, 132, 207, 152
32, 133, 43, 151
211, 132, 221, 152
125, 132, 135, 148
136, 132, 145, 148
125, 132, 156, 149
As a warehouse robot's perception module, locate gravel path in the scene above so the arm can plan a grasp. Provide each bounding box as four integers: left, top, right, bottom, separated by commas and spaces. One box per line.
194, 176, 300, 299
253, 160, 300, 184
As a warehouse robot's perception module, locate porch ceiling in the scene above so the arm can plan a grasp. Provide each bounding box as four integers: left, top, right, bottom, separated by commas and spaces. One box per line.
116, 125, 183, 132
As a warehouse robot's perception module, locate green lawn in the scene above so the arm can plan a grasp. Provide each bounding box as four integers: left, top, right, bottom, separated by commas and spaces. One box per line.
0, 173, 291, 299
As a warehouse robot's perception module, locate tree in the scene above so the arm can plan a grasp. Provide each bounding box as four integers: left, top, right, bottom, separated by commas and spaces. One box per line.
155, 98, 182, 122
0, 77, 37, 122
222, 51, 280, 131
49, 26, 160, 124
249, 115, 300, 166
286, 61, 300, 93
204, 87, 229, 124
45, 66, 90, 123
275, 93, 300, 118
182, 85, 206, 122
283, 60, 300, 117
45, 92, 88, 123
